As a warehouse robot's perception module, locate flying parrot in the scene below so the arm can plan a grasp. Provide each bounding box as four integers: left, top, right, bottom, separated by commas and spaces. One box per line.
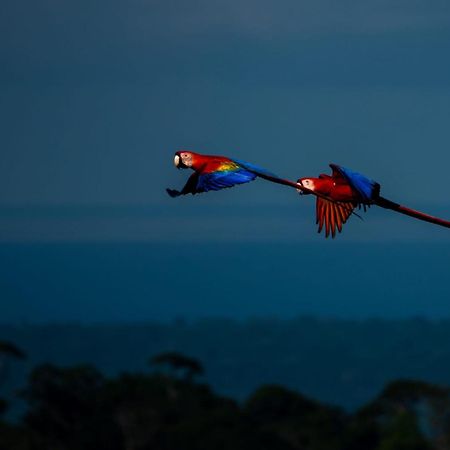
167, 151, 450, 238
297, 164, 450, 238
166, 150, 297, 197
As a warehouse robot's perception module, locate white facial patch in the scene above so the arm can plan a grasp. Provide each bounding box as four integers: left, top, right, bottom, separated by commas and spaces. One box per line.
180, 153, 193, 167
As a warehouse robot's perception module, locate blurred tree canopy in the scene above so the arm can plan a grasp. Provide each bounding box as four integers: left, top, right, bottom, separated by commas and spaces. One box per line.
0, 347, 449, 450
0, 342, 26, 360
0, 340, 26, 387
150, 351, 204, 381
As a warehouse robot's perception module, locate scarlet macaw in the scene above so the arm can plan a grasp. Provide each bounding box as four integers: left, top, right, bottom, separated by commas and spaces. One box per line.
167, 151, 450, 238
297, 164, 450, 237
166, 150, 296, 197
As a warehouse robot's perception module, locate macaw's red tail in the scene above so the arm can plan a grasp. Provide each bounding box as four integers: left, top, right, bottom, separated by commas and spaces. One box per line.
375, 196, 450, 229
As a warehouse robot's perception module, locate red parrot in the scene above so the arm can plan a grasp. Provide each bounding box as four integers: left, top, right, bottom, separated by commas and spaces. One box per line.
167, 151, 450, 238
297, 164, 450, 238
166, 150, 297, 197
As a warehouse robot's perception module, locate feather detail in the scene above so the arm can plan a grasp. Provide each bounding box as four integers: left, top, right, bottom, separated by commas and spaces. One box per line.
167, 151, 286, 197
196, 169, 257, 192
315, 198, 355, 238
325, 203, 331, 238
329, 164, 380, 203
202, 160, 241, 174
168, 158, 258, 196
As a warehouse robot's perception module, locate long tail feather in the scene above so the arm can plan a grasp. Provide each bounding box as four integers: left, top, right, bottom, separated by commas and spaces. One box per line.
248, 173, 318, 196
376, 197, 450, 229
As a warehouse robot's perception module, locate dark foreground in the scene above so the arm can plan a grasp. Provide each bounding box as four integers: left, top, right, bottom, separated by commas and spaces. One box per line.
3, 318, 450, 409
0, 350, 448, 450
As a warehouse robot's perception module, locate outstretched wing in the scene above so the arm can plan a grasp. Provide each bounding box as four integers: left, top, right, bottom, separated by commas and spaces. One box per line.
196, 167, 257, 192
167, 156, 289, 197
330, 164, 380, 203
316, 197, 354, 238
166, 162, 257, 196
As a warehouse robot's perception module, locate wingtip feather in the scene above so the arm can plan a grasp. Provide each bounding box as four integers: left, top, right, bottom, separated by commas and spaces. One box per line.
166, 188, 181, 198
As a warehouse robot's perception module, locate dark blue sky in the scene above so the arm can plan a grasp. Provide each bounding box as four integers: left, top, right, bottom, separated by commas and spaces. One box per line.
1, 1, 450, 322
2, 1, 450, 219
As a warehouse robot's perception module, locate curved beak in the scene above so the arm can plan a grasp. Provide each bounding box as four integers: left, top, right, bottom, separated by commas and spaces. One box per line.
174, 154, 180, 168
296, 180, 304, 195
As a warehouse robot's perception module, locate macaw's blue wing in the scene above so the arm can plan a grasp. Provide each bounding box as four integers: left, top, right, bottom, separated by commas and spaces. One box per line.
167, 157, 282, 197
197, 168, 257, 192
330, 164, 380, 203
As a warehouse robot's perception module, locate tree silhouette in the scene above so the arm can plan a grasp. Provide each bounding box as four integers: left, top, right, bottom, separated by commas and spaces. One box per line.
0, 340, 26, 387
22, 364, 123, 450
0, 399, 7, 418
377, 411, 432, 450
245, 385, 346, 450
0, 342, 26, 360
0, 340, 26, 421
150, 352, 204, 381
0, 352, 446, 450
355, 379, 445, 450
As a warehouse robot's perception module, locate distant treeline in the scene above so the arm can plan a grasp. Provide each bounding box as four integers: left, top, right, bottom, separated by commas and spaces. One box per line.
1, 317, 450, 409
0, 348, 448, 450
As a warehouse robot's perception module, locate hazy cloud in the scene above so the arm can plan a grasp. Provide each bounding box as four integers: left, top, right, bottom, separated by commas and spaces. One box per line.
138, 0, 450, 39
0, 203, 449, 242
2, 0, 450, 57
1, 0, 450, 244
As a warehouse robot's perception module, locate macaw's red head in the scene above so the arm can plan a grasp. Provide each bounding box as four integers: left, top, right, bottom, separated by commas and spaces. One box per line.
296, 177, 316, 195
173, 150, 197, 169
